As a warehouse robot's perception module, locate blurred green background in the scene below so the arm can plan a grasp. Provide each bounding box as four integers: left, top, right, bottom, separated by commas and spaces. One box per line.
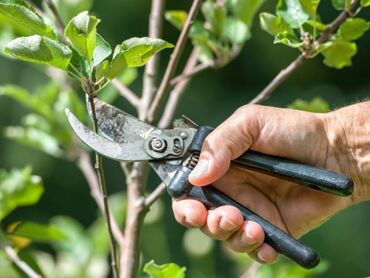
1, 0, 370, 277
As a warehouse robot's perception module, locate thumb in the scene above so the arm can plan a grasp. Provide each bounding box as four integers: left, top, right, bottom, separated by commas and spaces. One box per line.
188, 105, 263, 186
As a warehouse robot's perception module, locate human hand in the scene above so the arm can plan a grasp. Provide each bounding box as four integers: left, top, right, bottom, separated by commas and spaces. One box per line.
172, 103, 370, 263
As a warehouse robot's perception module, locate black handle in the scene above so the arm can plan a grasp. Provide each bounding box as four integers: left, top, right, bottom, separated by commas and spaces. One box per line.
234, 151, 353, 196
167, 166, 320, 269
186, 184, 320, 269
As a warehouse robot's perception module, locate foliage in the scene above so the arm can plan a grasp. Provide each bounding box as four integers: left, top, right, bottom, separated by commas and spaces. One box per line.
143, 260, 186, 278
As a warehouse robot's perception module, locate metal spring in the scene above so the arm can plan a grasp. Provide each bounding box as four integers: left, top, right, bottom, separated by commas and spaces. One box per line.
186, 152, 200, 170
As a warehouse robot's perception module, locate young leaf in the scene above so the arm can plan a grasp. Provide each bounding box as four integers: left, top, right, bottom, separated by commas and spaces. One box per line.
288, 97, 330, 112
9, 222, 65, 242
338, 18, 370, 41
165, 10, 188, 30
4, 35, 72, 69
299, 0, 320, 18
143, 260, 186, 278
231, 0, 267, 27
331, 0, 351, 10
361, 0, 370, 7
259, 12, 293, 36
201, 1, 226, 36
65, 11, 100, 61
0, 0, 56, 38
93, 33, 112, 67
276, 0, 310, 28
0, 167, 44, 220
274, 31, 304, 48
223, 17, 250, 45
321, 40, 357, 69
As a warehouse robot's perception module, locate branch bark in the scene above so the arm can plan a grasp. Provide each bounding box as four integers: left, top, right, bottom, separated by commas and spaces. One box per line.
148, 0, 203, 122
249, 2, 358, 104
44, 0, 65, 37
144, 182, 167, 208
112, 79, 140, 108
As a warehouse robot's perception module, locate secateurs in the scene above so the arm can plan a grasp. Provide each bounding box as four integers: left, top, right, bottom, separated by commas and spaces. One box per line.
65, 98, 353, 269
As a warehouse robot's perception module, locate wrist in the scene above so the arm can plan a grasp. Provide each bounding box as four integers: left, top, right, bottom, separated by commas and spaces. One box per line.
322, 101, 370, 202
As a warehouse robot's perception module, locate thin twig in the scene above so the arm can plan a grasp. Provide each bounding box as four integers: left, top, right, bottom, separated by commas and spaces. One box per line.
141, 0, 166, 120
1, 244, 42, 278
249, 1, 358, 104
240, 261, 261, 278
43, 0, 65, 35
77, 150, 125, 246
148, 0, 203, 122
112, 79, 140, 108
158, 49, 199, 128
170, 62, 210, 86
85, 80, 119, 278
144, 182, 167, 208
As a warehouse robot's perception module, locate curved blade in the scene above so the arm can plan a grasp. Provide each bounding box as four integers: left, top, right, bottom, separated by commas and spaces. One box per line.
66, 109, 149, 161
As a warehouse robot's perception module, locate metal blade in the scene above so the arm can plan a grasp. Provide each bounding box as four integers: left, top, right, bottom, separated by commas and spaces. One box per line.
150, 160, 183, 186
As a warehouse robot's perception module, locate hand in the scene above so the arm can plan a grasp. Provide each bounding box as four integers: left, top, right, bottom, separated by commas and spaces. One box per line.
172, 103, 370, 264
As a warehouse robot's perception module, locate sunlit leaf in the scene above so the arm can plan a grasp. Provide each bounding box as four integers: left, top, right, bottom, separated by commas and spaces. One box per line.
223, 17, 250, 45
259, 12, 293, 36
321, 40, 357, 69
4, 35, 72, 69
42, 0, 93, 22
274, 31, 303, 48
8, 222, 65, 242
276, 0, 310, 28
143, 260, 186, 278
0, 167, 44, 221
165, 10, 187, 30
65, 11, 100, 61
361, 0, 370, 7
331, 0, 351, 10
231, 0, 266, 27
201, 1, 226, 36
0, 0, 56, 38
338, 18, 370, 41
288, 97, 330, 112
93, 33, 111, 67
299, 0, 320, 18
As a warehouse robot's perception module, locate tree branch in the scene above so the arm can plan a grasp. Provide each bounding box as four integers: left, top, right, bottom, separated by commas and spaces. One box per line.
148, 0, 203, 122
249, 2, 358, 105
112, 79, 140, 108
141, 0, 166, 120
43, 0, 65, 36
144, 182, 167, 208
170, 62, 209, 86
77, 149, 125, 246
1, 243, 42, 278
158, 49, 199, 128
240, 261, 261, 278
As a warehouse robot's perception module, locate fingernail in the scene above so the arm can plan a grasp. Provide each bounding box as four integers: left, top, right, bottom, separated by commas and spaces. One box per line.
258, 248, 267, 262
243, 224, 258, 245
220, 217, 237, 232
189, 159, 209, 180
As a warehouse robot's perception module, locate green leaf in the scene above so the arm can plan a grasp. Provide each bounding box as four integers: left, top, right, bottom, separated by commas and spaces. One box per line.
274, 31, 304, 48
223, 17, 250, 45
361, 0, 370, 7
65, 11, 100, 61
321, 40, 357, 69
331, 0, 351, 10
299, 0, 320, 18
338, 18, 370, 41
0, 167, 44, 221
9, 222, 65, 242
143, 260, 186, 278
4, 35, 72, 69
0, 0, 56, 38
288, 97, 330, 112
42, 0, 93, 22
259, 12, 293, 36
165, 10, 187, 30
231, 0, 266, 27
276, 0, 310, 28
93, 33, 112, 67
99, 37, 173, 79
190, 21, 214, 65
201, 1, 226, 36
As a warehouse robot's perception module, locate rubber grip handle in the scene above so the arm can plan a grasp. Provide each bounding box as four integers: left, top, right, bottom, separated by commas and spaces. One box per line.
234, 151, 353, 196
186, 185, 320, 269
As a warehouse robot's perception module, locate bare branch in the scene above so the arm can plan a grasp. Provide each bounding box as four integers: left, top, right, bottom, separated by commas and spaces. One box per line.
141, 0, 166, 120
43, 0, 65, 36
148, 0, 203, 122
170, 62, 209, 86
77, 150, 125, 246
144, 182, 167, 208
112, 79, 140, 108
1, 244, 42, 278
158, 49, 199, 128
249, 2, 358, 104
240, 261, 261, 278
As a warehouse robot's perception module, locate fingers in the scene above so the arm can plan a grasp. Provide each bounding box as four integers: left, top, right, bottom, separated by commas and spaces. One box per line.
189, 105, 263, 186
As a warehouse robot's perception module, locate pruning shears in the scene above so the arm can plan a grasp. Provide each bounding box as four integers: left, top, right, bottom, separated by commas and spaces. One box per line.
65, 98, 353, 269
